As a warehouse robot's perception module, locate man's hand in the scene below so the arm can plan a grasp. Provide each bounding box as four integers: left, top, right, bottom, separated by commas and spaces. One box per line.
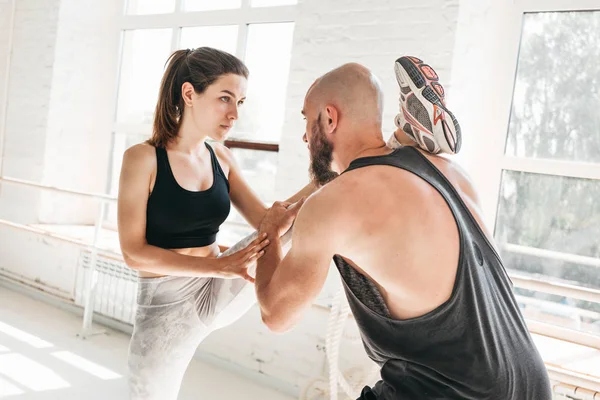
259, 198, 306, 237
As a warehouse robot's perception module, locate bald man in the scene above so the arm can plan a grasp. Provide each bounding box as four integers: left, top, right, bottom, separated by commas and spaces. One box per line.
255, 62, 552, 399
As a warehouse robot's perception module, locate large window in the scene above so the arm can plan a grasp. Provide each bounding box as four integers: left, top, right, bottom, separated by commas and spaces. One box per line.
107, 0, 297, 243
494, 10, 600, 337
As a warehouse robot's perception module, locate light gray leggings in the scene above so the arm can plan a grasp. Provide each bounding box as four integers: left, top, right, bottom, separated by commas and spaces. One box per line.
128, 232, 260, 400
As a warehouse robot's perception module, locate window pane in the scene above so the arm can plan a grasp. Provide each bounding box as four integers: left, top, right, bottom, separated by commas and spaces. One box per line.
218, 148, 278, 246
183, 0, 241, 12
232, 23, 295, 142
494, 171, 600, 335
506, 11, 600, 163
251, 0, 297, 6
495, 171, 600, 262
221, 148, 277, 224
515, 287, 599, 336
126, 0, 175, 15
116, 29, 173, 125
179, 26, 238, 55
230, 148, 278, 202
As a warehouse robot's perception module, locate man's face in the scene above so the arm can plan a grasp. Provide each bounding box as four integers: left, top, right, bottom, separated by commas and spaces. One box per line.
306, 112, 339, 186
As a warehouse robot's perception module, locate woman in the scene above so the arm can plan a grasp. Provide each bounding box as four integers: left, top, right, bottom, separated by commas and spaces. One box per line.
117, 47, 314, 399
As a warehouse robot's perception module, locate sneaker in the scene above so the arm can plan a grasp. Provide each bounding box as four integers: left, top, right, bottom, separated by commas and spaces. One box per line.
393, 56, 462, 154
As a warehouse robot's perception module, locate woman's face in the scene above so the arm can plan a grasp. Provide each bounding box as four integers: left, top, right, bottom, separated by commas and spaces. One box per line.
186, 73, 248, 141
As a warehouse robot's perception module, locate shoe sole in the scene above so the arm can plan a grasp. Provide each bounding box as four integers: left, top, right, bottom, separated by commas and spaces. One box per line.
395, 56, 462, 154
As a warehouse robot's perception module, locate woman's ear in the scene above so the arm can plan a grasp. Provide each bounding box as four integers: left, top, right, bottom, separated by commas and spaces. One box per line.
181, 82, 195, 107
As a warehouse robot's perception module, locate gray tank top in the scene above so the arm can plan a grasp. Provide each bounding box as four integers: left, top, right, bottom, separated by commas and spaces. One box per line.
334, 147, 552, 400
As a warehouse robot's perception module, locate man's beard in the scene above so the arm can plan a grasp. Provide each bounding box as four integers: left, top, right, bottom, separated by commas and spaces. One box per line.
309, 114, 339, 186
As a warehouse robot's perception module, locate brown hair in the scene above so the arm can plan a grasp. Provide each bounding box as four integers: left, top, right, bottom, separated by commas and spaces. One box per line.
148, 47, 249, 148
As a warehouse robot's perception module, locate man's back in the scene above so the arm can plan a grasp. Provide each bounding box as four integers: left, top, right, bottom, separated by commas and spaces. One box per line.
331, 147, 488, 320
323, 146, 552, 399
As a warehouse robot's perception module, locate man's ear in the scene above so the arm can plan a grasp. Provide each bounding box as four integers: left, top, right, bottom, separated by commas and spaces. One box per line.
323, 104, 338, 134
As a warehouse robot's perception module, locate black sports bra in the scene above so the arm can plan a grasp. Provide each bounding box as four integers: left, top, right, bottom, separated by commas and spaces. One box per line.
145, 143, 231, 249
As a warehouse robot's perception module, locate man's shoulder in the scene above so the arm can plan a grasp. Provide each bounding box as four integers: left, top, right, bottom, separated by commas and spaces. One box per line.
293, 183, 353, 249
316, 170, 368, 197
298, 177, 360, 227
333, 160, 421, 197
308, 177, 352, 207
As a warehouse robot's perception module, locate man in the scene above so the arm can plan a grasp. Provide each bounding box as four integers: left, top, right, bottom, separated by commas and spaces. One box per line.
254, 59, 552, 399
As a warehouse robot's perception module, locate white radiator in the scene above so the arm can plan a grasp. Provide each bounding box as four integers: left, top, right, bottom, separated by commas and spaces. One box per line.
75, 250, 138, 325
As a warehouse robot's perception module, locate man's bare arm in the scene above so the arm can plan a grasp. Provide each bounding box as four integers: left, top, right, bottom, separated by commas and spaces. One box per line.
255, 195, 337, 333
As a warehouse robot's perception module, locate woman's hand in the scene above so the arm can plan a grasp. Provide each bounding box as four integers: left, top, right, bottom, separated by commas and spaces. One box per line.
209, 234, 270, 283
259, 198, 306, 238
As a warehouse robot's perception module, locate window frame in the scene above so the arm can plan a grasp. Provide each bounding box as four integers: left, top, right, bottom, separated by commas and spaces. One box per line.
114, 0, 296, 149
478, 0, 600, 345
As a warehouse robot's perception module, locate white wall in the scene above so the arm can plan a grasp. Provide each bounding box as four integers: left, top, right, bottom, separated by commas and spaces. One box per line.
0, 0, 14, 163
0, 0, 60, 224
39, 0, 121, 224
0, 0, 121, 310
0, 225, 80, 298
0, 0, 120, 225
277, 0, 460, 198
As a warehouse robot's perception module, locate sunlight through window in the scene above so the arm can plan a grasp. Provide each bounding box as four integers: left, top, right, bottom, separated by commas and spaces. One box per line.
0, 354, 70, 391
51, 351, 121, 380
0, 322, 54, 349
0, 376, 25, 397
